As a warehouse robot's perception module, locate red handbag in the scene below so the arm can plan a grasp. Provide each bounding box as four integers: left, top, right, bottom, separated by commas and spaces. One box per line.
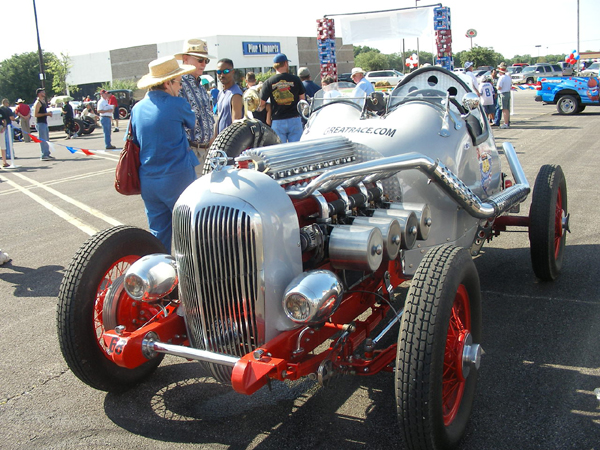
114, 123, 141, 195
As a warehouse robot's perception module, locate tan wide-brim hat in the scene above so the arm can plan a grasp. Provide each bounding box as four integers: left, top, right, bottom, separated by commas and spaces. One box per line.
137, 56, 196, 90
174, 38, 215, 60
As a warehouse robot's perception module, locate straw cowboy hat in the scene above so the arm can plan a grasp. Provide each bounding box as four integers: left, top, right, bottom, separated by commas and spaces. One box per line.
137, 56, 195, 90
174, 38, 215, 60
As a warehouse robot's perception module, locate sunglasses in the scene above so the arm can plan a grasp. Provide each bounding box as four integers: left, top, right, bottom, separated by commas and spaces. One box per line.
216, 69, 232, 75
195, 57, 210, 64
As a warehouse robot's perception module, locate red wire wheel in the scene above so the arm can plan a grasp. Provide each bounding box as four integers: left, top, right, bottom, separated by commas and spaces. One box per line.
396, 245, 482, 450
529, 164, 568, 281
57, 226, 167, 392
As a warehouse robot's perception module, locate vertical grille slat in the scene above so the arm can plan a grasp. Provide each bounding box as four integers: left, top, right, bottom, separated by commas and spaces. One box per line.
173, 202, 263, 383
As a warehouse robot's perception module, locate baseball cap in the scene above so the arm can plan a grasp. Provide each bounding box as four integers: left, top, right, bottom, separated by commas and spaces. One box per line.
273, 53, 290, 64
464, 61, 474, 69
298, 67, 310, 77
100, 89, 108, 94
36, 88, 45, 95
351, 67, 365, 76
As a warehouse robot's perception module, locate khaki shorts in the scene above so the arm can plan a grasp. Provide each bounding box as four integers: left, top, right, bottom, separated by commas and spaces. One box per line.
499, 92, 511, 110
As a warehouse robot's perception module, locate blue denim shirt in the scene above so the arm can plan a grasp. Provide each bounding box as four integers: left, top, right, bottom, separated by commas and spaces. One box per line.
131, 90, 198, 179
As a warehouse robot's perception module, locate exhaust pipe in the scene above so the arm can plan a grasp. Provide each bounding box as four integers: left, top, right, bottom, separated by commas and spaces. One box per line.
287, 142, 529, 220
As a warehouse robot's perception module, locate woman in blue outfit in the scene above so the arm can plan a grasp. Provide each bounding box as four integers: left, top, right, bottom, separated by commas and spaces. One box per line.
131, 56, 198, 252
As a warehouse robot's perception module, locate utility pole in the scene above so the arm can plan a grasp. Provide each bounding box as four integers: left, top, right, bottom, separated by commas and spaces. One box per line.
33, 0, 46, 89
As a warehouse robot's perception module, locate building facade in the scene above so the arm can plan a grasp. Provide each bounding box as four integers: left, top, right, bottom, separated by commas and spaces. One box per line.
67, 35, 354, 98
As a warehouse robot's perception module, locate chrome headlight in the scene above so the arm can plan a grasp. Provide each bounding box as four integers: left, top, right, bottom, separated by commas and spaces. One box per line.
462, 92, 480, 111
124, 254, 178, 302
283, 270, 344, 325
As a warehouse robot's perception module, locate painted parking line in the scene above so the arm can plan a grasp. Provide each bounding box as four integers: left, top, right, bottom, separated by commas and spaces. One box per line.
8, 172, 123, 228
0, 174, 99, 236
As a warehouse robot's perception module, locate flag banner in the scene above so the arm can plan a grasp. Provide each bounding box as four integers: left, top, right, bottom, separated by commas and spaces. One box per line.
338, 8, 432, 45
22, 131, 110, 156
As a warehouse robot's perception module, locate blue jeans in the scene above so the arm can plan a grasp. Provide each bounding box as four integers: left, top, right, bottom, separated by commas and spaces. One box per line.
271, 116, 303, 143
100, 116, 112, 147
37, 122, 50, 157
140, 167, 197, 253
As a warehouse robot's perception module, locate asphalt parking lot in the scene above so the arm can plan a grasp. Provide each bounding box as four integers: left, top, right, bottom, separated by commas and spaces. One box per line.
0, 90, 599, 450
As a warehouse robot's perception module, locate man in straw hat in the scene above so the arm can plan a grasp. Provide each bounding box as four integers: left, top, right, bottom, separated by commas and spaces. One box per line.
175, 38, 215, 168
131, 55, 197, 252
496, 65, 512, 129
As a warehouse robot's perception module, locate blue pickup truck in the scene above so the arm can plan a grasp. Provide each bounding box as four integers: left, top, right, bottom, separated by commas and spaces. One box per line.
535, 76, 600, 115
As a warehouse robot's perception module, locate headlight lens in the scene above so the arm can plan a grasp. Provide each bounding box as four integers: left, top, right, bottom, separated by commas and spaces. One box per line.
123, 254, 178, 302
283, 270, 344, 325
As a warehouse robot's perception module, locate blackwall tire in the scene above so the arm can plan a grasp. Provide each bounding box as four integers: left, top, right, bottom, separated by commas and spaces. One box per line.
557, 95, 578, 115
396, 245, 482, 450
203, 119, 280, 175
57, 225, 167, 392
529, 165, 568, 281
72, 119, 84, 135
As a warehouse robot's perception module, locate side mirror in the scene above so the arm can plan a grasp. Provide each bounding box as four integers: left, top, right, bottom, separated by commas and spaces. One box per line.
297, 99, 310, 120
462, 92, 480, 111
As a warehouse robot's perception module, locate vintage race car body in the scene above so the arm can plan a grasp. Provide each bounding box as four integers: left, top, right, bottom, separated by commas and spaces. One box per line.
58, 67, 569, 450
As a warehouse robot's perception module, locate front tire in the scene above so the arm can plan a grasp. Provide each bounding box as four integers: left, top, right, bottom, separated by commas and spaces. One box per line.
529, 165, 568, 281
57, 226, 167, 392
396, 245, 482, 450
557, 95, 579, 115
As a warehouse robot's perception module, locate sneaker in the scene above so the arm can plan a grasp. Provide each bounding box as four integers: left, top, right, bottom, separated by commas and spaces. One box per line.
2, 163, 9, 168
106, 145, 117, 150
499, 124, 509, 129
66, 135, 71, 139
41, 156, 52, 161
113, 128, 119, 132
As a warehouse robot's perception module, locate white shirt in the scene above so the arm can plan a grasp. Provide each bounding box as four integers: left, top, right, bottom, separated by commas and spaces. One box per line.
465, 70, 479, 94
497, 73, 512, 93
479, 82, 495, 106
97, 97, 113, 117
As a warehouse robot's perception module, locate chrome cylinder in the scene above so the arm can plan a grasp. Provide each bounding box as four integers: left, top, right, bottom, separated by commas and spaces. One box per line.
329, 225, 384, 271
372, 209, 419, 250
352, 216, 401, 260
387, 203, 432, 240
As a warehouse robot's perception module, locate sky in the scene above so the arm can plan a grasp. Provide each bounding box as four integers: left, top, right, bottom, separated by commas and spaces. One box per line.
1, 0, 599, 63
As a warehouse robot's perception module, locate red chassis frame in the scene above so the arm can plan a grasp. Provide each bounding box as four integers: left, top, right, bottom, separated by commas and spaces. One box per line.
102, 259, 405, 396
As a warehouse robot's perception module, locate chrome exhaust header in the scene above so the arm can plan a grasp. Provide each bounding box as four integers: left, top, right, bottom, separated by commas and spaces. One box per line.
286, 142, 529, 220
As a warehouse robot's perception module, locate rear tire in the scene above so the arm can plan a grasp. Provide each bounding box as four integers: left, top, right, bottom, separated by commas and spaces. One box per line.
557, 95, 579, 115
203, 119, 280, 174
396, 245, 482, 450
529, 165, 568, 281
57, 226, 167, 392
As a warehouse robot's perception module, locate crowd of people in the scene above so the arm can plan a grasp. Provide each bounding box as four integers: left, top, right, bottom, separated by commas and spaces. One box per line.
464, 60, 512, 129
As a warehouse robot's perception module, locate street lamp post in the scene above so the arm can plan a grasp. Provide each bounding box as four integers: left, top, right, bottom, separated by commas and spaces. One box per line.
535, 44, 542, 61
33, 0, 46, 89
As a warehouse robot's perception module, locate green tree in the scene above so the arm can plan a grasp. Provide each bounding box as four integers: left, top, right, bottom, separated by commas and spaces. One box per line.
99, 79, 138, 92
0, 51, 57, 103
355, 51, 389, 71
459, 45, 505, 69
47, 52, 78, 96
354, 45, 381, 58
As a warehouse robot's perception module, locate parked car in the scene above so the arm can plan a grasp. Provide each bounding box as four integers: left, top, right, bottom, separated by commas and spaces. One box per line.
507, 66, 523, 75
365, 70, 404, 87
580, 62, 600, 77
476, 65, 493, 72
337, 73, 354, 83
512, 63, 562, 84
95, 89, 136, 119
512, 63, 529, 68
557, 62, 574, 76
453, 67, 465, 74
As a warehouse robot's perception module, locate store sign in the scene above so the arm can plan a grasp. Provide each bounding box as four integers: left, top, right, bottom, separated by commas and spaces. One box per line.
242, 42, 281, 55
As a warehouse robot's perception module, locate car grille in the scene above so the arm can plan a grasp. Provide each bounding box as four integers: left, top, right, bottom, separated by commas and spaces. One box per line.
173, 203, 263, 382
